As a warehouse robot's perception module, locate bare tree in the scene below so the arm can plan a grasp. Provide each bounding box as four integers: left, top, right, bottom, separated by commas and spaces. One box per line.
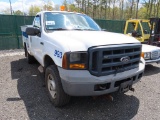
136, 0, 139, 18
108, 0, 111, 19
119, 0, 124, 19
130, 0, 135, 18
149, 0, 153, 17
157, 0, 160, 17
105, 0, 108, 19
81, 0, 85, 12
75, 0, 81, 12
112, 0, 116, 19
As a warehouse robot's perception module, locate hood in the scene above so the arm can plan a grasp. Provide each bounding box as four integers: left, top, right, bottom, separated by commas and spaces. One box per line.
142, 44, 160, 52
47, 31, 140, 51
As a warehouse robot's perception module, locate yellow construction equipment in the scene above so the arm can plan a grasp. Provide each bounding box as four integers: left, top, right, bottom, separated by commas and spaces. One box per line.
124, 19, 150, 43
124, 18, 160, 47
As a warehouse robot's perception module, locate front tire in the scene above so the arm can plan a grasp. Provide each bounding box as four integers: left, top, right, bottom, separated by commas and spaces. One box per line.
45, 65, 70, 107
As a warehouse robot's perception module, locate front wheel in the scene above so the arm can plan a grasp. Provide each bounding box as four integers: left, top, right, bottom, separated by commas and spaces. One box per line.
45, 65, 70, 107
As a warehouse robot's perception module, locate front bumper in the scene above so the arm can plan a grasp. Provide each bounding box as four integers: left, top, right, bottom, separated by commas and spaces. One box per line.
58, 59, 145, 96
145, 57, 160, 64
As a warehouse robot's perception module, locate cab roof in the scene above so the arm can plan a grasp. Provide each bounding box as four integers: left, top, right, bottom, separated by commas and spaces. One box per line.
127, 19, 149, 22
36, 11, 85, 15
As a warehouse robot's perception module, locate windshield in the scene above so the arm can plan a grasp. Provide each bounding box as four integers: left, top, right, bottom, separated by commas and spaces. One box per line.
141, 22, 150, 34
44, 12, 101, 31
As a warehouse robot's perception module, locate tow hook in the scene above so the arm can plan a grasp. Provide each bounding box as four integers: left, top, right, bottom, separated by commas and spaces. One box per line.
105, 94, 113, 101
93, 94, 114, 101
130, 87, 135, 92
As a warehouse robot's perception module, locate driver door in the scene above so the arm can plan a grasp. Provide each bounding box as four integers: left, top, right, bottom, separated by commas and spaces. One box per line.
31, 15, 43, 64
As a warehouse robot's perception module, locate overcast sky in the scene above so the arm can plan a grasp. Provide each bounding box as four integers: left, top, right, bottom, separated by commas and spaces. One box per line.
0, 0, 63, 13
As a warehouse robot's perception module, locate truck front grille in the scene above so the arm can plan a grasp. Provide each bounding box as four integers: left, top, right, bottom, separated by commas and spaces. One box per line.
151, 51, 159, 60
88, 44, 141, 76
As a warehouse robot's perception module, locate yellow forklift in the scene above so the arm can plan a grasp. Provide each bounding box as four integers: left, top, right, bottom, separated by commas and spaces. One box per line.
124, 18, 160, 47
124, 19, 150, 43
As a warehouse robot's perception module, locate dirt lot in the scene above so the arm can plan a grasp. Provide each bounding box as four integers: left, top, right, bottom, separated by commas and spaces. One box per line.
0, 50, 160, 120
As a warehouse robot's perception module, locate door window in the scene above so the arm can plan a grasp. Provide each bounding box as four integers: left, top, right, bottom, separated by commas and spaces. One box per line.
126, 22, 136, 34
33, 15, 41, 28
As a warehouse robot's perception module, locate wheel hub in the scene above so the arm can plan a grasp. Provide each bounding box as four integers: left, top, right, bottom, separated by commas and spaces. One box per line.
48, 74, 56, 99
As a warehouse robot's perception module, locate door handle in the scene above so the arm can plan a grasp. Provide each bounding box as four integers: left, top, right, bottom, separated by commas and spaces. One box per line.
40, 42, 44, 45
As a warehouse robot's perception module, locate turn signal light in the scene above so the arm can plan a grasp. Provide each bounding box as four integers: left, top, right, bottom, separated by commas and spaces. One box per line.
69, 64, 86, 69
62, 52, 87, 70
62, 53, 68, 69
141, 52, 144, 58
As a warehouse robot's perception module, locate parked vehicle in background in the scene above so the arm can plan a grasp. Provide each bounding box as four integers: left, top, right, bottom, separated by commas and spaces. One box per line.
124, 19, 150, 43
124, 18, 160, 47
21, 11, 145, 107
141, 44, 160, 64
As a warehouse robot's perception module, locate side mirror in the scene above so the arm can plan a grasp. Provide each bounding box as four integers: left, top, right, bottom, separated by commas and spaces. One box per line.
101, 29, 108, 31
26, 27, 40, 36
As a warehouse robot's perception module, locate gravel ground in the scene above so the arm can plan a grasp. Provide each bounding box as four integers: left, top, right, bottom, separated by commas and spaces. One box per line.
0, 50, 160, 120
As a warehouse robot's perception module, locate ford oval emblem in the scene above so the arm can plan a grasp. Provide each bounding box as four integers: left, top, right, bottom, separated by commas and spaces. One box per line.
120, 56, 130, 62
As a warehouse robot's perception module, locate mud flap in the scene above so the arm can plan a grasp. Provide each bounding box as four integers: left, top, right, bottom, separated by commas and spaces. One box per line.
119, 80, 133, 93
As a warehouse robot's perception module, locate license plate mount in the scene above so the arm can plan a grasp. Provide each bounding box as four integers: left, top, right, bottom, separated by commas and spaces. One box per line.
119, 80, 133, 93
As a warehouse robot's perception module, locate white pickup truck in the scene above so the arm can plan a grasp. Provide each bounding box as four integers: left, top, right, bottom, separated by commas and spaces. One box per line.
141, 44, 160, 64
21, 11, 145, 106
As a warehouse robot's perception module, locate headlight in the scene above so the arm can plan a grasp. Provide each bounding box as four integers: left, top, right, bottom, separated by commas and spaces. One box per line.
62, 52, 88, 69
144, 53, 151, 59
70, 53, 81, 62
141, 52, 151, 59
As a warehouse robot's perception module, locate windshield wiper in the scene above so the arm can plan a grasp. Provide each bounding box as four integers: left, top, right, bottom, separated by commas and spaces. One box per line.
82, 28, 96, 31
72, 28, 83, 31
47, 28, 95, 31
47, 28, 84, 31
47, 28, 69, 31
